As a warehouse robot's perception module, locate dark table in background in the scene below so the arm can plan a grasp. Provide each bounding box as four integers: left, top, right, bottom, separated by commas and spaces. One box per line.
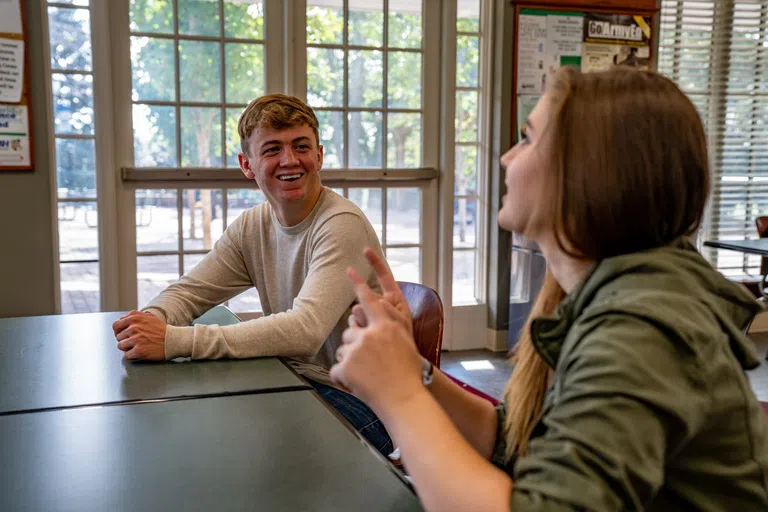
704, 239, 768, 298
0, 312, 309, 415
0, 392, 422, 511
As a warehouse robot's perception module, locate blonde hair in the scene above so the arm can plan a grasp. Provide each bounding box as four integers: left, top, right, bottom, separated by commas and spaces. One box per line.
502, 67, 710, 460
238, 94, 320, 155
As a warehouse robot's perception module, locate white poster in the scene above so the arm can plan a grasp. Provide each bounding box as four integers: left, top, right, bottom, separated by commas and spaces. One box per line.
0, 38, 23, 102
0, 105, 30, 166
0, 0, 22, 35
545, 14, 583, 80
517, 14, 547, 94
582, 43, 650, 73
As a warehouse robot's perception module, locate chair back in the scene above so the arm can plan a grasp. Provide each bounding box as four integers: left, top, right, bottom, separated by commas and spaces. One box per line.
398, 282, 444, 368
757, 217, 768, 275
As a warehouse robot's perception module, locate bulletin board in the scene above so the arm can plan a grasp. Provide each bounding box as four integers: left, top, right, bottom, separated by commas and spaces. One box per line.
511, 0, 660, 144
0, 0, 32, 171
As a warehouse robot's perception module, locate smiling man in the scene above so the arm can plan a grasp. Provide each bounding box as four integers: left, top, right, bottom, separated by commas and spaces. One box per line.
112, 94, 393, 455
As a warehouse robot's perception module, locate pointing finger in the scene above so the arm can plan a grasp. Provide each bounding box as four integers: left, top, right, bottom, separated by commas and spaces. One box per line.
363, 247, 400, 296
347, 267, 387, 323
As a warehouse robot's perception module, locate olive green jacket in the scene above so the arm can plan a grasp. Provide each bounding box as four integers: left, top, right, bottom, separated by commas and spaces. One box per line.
495, 240, 768, 511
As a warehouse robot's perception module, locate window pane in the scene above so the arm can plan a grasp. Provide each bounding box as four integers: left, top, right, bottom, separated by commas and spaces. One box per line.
457, 36, 479, 87
226, 189, 265, 226
389, 1, 422, 49
131, 37, 175, 102
60, 262, 100, 314
49, 7, 92, 71
138, 255, 179, 308
348, 50, 383, 108
225, 43, 265, 104
387, 247, 420, 283
130, 0, 173, 34
136, 189, 178, 252
454, 197, 476, 248
386, 188, 420, 244
56, 0, 90, 6
227, 106, 246, 168
180, 41, 221, 102
224, 0, 264, 39
133, 104, 177, 167
56, 138, 96, 198
455, 90, 478, 141
455, 145, 478, 195
178, 0, 220, 36
387, 112, 420, 168
307, 47, 345, 108
183, 253, 207, 274
228, 287, 262, 313
307, 0, 343, 45
349, 111, 383, 168
452, 250, 476, 304
182, 189, 224, 250
52, 73, 93, 135
58, 201, 98, 260
388, 51, 421, 108
181, 107, 222, 167
456, 0, 480, 32
349, 0, 383, 47
315, 109, 344, 168
348, 188, 383, 241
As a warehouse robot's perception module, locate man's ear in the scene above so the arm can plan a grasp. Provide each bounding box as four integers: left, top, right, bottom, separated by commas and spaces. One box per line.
238, 152, 256, 180
317, 144, 324, 170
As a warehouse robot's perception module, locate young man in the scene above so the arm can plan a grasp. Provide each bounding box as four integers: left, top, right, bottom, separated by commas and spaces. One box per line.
112, 94, 393, 456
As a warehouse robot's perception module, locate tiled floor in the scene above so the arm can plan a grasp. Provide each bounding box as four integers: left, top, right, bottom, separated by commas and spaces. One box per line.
441, 333, 768, 403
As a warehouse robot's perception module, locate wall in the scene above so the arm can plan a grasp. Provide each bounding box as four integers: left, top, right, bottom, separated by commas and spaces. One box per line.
0, 0, 56, 317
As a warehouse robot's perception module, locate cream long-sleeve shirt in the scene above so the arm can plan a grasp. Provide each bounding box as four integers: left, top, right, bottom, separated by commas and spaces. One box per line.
143, 188, 385, 385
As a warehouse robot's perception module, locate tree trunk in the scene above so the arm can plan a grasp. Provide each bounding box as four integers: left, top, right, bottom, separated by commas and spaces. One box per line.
193, 108, 216, 249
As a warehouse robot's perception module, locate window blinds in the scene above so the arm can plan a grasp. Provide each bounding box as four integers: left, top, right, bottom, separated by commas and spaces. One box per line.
659, 0, 768, 276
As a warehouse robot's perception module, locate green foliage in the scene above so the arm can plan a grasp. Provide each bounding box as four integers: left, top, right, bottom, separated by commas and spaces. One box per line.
130, 0, 264, 169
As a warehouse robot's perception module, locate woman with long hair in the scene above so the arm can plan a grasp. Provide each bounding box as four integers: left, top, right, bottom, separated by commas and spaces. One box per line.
330, 67, 768, 511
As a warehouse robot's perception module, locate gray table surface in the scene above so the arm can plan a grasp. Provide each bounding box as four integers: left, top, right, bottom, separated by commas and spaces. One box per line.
0, 312, 309, 415
704, 239, 768, 257
0, 391, 422, 511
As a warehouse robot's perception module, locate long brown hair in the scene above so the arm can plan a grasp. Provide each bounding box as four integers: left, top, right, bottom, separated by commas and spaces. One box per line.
502, 67, 710, 460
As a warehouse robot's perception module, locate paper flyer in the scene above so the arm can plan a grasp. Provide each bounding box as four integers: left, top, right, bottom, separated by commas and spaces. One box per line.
0, 38, 23, 103
0, 0, 22, 36
517, 14, 547, 94
581, 13, 651, 72
545, 14, 583, 80
516, 95, 540, 143
582, 43, 650, 72
0, 105, 30, 166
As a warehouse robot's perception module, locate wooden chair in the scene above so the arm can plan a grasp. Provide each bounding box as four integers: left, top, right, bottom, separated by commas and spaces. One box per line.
398, 281, 444, 368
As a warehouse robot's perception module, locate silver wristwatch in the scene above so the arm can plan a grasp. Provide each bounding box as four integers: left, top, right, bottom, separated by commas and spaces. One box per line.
421, 357, 434, 387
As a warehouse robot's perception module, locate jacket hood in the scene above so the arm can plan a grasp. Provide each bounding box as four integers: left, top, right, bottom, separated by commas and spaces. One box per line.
530, 238, 764, 370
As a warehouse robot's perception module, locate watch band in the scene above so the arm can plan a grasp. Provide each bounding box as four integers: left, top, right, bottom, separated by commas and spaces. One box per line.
421, 357, 434, 387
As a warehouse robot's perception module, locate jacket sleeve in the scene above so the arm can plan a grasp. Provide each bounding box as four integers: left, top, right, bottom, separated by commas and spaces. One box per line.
509, 314, 707, 511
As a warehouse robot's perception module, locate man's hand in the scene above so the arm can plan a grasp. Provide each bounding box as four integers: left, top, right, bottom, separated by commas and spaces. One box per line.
112, 310, 168, 361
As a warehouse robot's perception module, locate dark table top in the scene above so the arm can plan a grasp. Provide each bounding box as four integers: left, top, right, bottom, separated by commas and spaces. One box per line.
0, 392, 422, 511
0, 312, 309, 415
704, 239, 768, 257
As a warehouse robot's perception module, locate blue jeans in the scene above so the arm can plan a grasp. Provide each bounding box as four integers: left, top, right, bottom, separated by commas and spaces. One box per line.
308, 379, 393, 457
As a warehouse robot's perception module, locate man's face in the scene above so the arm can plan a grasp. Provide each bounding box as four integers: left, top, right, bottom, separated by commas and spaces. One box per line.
238, 123, 324, 207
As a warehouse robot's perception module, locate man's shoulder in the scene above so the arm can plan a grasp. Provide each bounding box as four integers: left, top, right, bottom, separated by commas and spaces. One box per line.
311, 189, 375, 233
315, 188, 368, 221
